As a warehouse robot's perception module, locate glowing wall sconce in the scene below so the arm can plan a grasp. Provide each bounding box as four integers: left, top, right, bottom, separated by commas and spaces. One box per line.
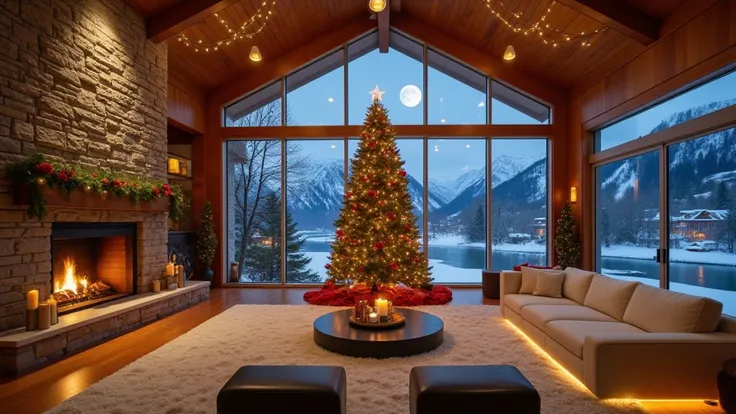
168, 157, 180, 174
570, 186, 578, 203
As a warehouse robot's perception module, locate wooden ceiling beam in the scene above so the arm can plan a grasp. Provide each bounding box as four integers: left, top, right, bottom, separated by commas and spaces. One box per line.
390, 0, 402, 13
377, 2, 390, 53
556, 0, 660, 46
147, 0, 241, 43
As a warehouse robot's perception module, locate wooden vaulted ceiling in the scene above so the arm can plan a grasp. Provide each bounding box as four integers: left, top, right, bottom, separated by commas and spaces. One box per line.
125, 0, 693, 93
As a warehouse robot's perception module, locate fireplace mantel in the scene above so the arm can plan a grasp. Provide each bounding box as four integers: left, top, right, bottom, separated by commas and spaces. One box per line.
13, 185, 168, 213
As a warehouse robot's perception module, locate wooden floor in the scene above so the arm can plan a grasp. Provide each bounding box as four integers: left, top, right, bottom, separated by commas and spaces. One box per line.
0, 288, 723, 414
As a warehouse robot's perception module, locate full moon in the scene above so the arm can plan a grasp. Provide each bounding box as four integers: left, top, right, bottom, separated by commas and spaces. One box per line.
399, 85, 422, 107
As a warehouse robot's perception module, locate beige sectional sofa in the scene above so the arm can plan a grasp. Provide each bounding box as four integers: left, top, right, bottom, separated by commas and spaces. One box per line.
500, 267, 736, 399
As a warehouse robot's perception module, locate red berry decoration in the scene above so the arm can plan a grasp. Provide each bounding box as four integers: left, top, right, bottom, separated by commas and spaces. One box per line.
374, 241, 385, 251
399, 170, 407, 177
368, 189, 377, 198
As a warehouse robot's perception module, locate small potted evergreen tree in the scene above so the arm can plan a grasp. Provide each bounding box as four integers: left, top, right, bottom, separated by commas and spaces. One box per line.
197, 201, 217, 281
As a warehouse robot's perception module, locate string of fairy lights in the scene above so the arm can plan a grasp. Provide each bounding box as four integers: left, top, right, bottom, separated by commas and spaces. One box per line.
483, 0, 607, 47
175, 1, 277, 53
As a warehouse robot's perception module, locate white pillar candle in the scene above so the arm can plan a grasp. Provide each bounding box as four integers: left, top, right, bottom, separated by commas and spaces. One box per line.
48, 296, 58, 325
375, 299, 388, 316
38, 302, 51, 330
369, 312, 378, 323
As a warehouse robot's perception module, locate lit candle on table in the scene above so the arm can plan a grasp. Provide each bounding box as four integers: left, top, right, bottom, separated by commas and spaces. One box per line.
375, 299, 388, 316
369, 312, 378, 323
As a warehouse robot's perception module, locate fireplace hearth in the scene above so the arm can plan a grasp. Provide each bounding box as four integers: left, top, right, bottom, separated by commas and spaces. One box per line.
51, 223, 137, 314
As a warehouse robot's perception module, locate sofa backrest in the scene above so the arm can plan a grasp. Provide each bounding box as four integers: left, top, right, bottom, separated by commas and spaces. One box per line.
561, 267, 595, 304
583, 274, 640, 320
623, 284, 723, 333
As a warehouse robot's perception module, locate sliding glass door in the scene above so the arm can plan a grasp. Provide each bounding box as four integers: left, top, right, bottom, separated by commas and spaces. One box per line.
595, 151, 661, 286
667, 127, 736, 315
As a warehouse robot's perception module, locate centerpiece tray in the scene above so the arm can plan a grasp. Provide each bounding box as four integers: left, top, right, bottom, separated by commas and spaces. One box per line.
349, 312, 406, 329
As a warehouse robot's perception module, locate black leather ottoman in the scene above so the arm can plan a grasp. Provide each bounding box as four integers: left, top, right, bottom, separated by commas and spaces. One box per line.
410, 365, 540, 414
217, 365, 347, 414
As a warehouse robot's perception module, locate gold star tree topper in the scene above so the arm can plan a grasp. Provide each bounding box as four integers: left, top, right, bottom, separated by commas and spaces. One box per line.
369, 85, 385, 102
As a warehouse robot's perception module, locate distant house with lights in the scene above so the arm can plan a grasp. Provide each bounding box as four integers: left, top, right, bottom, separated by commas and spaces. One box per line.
530, 217, 546, 239
670, 209, 728, 241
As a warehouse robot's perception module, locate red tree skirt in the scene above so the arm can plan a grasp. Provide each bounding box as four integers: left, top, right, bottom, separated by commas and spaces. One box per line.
303, 281, 452, 306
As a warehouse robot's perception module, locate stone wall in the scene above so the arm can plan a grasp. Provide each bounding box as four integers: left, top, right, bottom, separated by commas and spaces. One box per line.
0, 0, 168, 332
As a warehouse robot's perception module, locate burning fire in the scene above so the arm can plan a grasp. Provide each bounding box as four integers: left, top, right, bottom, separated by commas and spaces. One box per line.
56, 257, 88, 294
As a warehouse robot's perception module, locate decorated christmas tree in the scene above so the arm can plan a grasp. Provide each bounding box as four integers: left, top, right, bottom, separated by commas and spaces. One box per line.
555, 202, 581, 269
326, 86, 431, 288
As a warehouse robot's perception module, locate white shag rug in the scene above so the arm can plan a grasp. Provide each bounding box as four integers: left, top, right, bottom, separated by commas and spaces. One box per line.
48, 305, 644, 414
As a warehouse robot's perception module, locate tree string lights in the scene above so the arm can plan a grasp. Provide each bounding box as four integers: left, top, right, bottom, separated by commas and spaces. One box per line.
483, 0, 607, 47
175, 1, 277, 52
326, 87, 432, 288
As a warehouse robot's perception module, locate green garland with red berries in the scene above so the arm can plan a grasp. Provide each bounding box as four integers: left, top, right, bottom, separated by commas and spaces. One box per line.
6, 154, 185, 221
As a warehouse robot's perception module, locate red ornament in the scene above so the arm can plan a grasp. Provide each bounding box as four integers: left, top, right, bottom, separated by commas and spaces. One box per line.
374, 241, 385, 251
336, 229, 344, 238
389, 262, 399, 271
351, 204, 359, 211
367, 141, 376, 149
113, 180, 122, 188
344, 192, 352, 199
404, 224, 411, 231
35, 163, 54, 175
324, 263, 332, 270
102, 178, 109, 185
412, 256, 420, 263
368, 189, 377, 198
386, 212, 396, 220
358, 265, 365, 273
399, 170, 407, 177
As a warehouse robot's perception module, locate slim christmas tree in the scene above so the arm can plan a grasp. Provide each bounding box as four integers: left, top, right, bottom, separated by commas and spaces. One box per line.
326, 86, 431, 288
555, 202, 581, 269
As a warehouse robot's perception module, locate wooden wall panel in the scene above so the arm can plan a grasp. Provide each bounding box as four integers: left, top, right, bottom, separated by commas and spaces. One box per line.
168, 71, 206, 134
568, 0, 736, 270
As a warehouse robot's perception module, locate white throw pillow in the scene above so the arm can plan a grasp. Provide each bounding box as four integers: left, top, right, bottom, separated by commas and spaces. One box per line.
533, 271, 565, 298
519, 267, 538, 294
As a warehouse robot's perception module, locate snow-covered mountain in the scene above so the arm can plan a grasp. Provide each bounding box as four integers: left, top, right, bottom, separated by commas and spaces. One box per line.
492, 155, 538, 187
600, 100, 736, 203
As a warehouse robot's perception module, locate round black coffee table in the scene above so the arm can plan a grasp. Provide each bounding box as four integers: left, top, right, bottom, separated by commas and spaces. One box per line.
313, 308, 444, 358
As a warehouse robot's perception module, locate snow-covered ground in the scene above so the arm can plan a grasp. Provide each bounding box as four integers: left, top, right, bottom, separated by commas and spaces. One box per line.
603, 245, 736, 266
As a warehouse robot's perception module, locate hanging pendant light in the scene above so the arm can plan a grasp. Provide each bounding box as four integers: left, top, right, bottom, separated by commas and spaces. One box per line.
249, 46, 262, 62
503, 45, 516, 60
368, 0, 387, 13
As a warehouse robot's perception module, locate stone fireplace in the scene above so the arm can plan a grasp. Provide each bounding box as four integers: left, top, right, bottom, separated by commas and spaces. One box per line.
51, 223, 137, 314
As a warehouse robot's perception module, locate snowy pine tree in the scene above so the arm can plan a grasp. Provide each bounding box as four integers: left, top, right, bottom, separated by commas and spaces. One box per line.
465, 204, 485, 243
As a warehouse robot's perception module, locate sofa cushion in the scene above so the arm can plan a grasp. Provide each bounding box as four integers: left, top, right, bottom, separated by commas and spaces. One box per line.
622, 284, 723, 333
503, 294, 576, 315
533, 271, 565, 298
545, 320, 646, 358
521, 305, 616, 331
562, 267, 595, 304
520, 267, 563, 294
583, 274, 640, 320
